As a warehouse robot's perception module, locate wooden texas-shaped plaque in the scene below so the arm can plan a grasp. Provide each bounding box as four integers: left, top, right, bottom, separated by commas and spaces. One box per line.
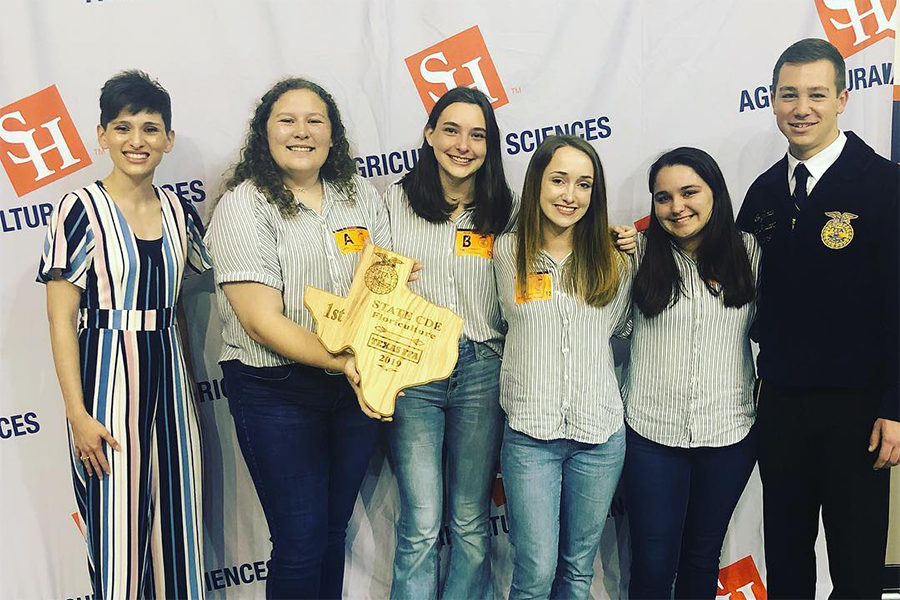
304, 245, 464, 418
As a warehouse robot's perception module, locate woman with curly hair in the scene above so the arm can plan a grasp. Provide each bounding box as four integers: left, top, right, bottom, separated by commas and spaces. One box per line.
205, 78, 390, 599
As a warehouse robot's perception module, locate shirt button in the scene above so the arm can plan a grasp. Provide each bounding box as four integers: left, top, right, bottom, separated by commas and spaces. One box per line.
563, 374, 569, 382
563, 319, 569, 326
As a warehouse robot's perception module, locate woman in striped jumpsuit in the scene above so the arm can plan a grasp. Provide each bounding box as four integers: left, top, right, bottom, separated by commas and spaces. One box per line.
38, 71, 208, 599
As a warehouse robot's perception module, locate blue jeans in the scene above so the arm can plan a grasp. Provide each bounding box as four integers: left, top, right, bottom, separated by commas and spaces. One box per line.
222, 360, 380, 600
388, 341, 503, 600
623, 425, 757, 600
501, 424, 626, 600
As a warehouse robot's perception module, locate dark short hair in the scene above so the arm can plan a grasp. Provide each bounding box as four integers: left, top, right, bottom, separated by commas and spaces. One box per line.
100, 70, 172, 132
633, 146, 755, 317
772, 38, 846, 92
401, 86, 513, 234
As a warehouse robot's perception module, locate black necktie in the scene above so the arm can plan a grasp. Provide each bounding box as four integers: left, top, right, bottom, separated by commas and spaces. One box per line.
793, 163, 810, 210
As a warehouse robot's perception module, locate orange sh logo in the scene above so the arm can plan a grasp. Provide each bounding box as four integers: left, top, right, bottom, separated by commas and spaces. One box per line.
716, 555, 767, 600
405, 25, 508, 113
815, 0, 895, 57
634, 214, 652, 232
71, 511, 86, 540
0, 85, 92, 197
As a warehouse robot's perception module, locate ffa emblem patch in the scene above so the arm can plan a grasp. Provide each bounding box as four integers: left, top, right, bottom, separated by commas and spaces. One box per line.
364, 251, 401, 294
820, 211, 857, 250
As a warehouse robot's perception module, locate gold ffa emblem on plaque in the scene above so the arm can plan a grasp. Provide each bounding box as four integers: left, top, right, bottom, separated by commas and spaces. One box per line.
305, 246, 464, 418
364, 251, 401, 294
820, 211, 857, 250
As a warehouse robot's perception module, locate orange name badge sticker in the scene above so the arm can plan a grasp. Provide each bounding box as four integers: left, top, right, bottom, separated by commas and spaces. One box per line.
334, 226, 370, 254
455, 230, 494, 259
515, 272, 552, 304
0, 85, 92, 197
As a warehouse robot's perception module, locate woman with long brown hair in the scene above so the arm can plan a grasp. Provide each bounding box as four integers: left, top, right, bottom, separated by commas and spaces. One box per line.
493, 135, 631, 599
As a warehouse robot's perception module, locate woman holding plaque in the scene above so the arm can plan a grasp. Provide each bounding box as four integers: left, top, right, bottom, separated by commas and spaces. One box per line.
382, 86, 515, 600
205, 78, 390, 599
493, 135, 631, 600
38, 71, 208, 599
622, 147, 759, 599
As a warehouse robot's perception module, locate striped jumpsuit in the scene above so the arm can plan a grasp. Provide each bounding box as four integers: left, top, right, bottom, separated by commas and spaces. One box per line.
38, 182, 209, 599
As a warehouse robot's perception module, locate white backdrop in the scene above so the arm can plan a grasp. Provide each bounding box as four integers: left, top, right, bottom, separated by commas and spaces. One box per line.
0, 1, 896, 598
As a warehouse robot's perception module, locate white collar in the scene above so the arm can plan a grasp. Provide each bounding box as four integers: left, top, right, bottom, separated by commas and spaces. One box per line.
787, 131, 846, 183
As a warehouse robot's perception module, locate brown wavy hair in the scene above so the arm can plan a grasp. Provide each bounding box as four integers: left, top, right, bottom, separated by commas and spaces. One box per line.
516, 135, 622, 307
223, 78, 357, 216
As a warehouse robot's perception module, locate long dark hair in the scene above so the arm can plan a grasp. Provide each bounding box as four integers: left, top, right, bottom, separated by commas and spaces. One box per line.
223, 78, 357, 216
633, 147, 754, 318
516, 135, 621, 307
401, 87, 513, 234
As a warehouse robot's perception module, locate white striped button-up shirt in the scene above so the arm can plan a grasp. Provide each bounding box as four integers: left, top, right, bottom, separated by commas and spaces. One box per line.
494, 232, 633, 444
206, 176, 391, 367
622, 232, 760, 447
383, 182, 516, 356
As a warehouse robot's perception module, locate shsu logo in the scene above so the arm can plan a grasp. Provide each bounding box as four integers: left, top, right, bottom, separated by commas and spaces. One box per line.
72, 511, 86, 539
0, 85, 91, 197
716, 555, 767, 600
405, 25, 508, 113
815, 0, 896, 57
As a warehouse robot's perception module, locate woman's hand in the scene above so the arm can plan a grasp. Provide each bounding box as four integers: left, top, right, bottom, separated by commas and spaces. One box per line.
46, 279, 121, 477
611, 225, 638, 255
408, 260, 424, 283
68, 410, 120, 478
341, 353, 392, 422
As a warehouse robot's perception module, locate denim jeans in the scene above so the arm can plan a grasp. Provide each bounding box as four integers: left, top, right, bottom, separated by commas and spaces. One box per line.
222, 360, 380, 600
623, 425, 757, 600
501, 424, 626, 600
388, 340, 503, 600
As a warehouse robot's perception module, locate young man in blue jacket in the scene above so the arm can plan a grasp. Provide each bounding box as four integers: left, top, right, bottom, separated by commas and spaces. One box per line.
736, 38, 899, 599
